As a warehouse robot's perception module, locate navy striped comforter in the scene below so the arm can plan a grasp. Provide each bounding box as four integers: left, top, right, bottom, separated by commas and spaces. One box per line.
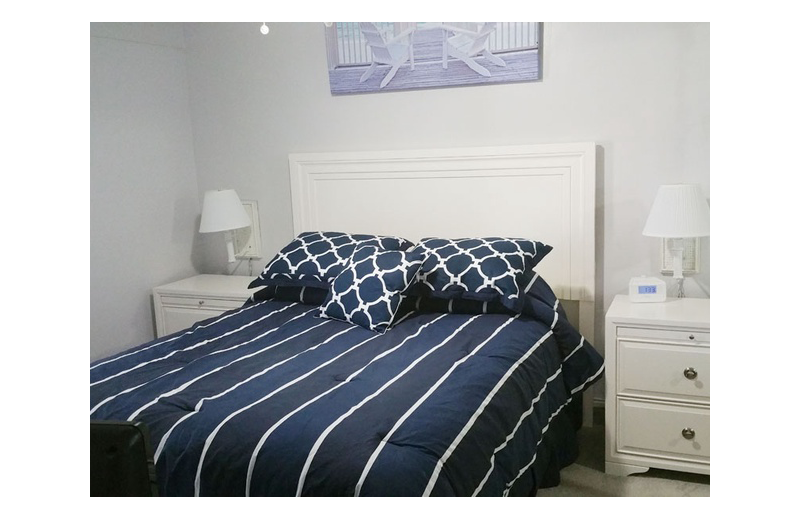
90, 277, 604, 496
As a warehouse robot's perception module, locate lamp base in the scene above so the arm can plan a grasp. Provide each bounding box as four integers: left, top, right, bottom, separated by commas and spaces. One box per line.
225, 231, 236, 263
671, 243, 685, 298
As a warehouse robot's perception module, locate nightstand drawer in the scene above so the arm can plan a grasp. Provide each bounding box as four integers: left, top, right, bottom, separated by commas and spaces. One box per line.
617, 399, 710, 462
159, 296, 245, 310
617, 326, 709, 344
618, 341, 710, 401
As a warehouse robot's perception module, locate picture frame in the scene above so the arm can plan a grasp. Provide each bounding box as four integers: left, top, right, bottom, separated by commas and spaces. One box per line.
325, 22, 543, 95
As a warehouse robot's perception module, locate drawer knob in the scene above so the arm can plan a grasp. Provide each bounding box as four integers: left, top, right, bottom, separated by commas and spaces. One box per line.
198, 300, 205, 306
683, 367, 698, 380
682, 428, 696, 440
689, 334, 695, 340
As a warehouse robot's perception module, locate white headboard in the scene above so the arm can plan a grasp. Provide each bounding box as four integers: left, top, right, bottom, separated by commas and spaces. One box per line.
288, 143, 596, 343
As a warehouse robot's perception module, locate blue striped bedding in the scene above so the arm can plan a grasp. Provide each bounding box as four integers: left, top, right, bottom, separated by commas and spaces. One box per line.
90, 275, 604, 496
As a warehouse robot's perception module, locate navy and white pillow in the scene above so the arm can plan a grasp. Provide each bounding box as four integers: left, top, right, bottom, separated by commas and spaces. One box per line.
249, 285, 330, 306
249, 231, 414, 290
400, 295, 511, 316
319, 245, 424, 333
409, 237, 552, 312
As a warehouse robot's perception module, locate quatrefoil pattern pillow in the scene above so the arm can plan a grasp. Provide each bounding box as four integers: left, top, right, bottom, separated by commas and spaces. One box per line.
319, 245, 424, 333
249, 231, 414, 290
411, 237, 552, 311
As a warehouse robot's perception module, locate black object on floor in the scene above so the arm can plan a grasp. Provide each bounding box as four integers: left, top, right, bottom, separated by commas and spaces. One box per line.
90, 420, 158, 497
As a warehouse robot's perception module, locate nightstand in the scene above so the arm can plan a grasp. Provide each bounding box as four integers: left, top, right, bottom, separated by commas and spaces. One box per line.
604, 294, 710, 477
152, 274, 258, 337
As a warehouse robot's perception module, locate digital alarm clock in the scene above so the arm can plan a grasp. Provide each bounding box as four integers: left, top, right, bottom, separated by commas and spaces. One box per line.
628, 276, 666, 302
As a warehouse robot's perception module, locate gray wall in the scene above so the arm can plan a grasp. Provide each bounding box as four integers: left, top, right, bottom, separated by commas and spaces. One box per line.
185, 22, 711, 352
91, 23, 201, 361
90, 22, 710, 361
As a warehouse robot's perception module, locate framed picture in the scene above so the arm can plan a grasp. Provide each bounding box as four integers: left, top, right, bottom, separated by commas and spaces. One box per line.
325, 22, 543, 95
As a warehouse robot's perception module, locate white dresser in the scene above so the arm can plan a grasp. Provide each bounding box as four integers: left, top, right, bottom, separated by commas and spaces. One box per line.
153, 274, 258, 337
604, 294, 710, 477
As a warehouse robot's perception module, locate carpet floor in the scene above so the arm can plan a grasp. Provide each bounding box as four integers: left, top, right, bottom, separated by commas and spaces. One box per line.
537, 408, 710, 497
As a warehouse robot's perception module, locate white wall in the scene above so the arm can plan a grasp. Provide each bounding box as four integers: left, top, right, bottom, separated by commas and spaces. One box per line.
183, 22, 710, 354
90, 23, 201, 361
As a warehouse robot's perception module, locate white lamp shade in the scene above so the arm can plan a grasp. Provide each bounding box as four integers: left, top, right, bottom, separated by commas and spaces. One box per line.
642, 184, 710, 238
199, 189, 251, 233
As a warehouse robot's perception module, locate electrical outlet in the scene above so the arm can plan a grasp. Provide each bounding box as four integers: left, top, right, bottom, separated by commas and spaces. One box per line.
233, 200, 262, 259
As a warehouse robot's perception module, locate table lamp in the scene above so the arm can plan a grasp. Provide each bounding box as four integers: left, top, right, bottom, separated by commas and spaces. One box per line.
642, 184, 710, 298
199, 189, 251, 263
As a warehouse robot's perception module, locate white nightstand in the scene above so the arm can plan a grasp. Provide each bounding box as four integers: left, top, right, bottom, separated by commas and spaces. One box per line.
152, 274, 258, 337
604, 294, 710, 477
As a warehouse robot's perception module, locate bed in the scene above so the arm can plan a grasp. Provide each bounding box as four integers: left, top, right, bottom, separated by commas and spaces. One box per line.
90, 143, 604, 497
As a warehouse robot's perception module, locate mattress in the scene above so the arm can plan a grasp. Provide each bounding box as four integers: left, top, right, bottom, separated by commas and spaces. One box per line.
90, 273, 603, 496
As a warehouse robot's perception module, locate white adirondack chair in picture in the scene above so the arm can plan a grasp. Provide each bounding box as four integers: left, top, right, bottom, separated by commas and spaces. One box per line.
359, 23, 415, 88
445, 22, 506, 77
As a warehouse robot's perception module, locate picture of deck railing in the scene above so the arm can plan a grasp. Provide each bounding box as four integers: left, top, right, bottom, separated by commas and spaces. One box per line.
325, 22, 543, 95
